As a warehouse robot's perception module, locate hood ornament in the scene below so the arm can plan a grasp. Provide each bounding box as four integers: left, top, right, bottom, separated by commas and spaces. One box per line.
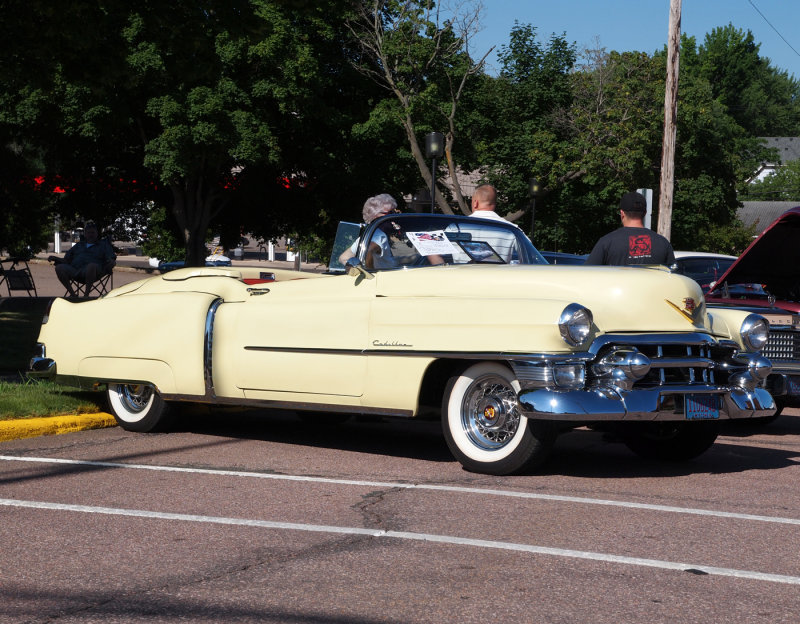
665, 297, 700, 324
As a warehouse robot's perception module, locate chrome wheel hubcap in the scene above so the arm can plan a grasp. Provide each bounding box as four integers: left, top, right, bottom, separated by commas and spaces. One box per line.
461, 375, 521, 450
118, 384, 153, 413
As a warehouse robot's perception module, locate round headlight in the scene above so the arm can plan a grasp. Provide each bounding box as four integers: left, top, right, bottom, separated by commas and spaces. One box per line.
558, 304, 594, 347
740, 314, 769, 351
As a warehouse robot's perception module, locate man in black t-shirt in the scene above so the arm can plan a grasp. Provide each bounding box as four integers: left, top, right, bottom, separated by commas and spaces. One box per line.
586, 192, 675, 266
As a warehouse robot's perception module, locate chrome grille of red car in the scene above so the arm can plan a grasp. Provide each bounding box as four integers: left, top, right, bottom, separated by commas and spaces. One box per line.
763, 329, 800, 361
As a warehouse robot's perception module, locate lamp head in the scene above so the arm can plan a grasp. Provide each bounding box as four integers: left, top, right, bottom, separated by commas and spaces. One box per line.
426, 132, 444, 159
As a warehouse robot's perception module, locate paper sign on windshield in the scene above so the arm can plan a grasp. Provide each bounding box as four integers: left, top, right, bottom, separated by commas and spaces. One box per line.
406, 230, 457, 256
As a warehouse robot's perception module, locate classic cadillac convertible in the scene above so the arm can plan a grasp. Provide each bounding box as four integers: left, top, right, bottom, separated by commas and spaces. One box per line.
30, 214, 776, 475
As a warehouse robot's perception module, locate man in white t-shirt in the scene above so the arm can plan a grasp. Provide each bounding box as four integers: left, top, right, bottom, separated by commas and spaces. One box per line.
469, 184, 518, 227
468, 184, 522, 262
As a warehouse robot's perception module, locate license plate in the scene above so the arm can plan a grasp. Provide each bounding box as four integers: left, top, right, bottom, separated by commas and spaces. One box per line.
685, 394, 720, 420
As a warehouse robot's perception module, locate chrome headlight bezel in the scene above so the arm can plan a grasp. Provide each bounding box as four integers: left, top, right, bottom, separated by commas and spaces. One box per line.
558, 304, 594, 347
740, 314, 769, 351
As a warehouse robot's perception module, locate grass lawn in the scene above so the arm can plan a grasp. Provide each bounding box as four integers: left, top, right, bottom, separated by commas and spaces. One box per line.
0, 379, 104, 420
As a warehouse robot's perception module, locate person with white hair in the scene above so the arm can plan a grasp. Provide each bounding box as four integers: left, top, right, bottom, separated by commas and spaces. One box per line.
338, 194, 398, 266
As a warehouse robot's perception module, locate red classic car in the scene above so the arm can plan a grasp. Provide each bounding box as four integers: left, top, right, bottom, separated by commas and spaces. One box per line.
706, 206, 800, 415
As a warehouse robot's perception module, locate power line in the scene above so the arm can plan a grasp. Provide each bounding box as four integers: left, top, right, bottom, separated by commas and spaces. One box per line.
747, 0, 800, 59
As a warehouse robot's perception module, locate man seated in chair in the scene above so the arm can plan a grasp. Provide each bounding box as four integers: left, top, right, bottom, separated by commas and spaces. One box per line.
53, 221, 116, 297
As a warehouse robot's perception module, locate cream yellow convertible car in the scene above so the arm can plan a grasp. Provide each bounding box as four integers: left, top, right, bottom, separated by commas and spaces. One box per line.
30, 214, 776, 475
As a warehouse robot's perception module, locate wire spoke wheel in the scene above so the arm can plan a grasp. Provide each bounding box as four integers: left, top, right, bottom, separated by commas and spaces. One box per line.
443, 362, 556, 475
107, 382, 171, 432
461, 375, 522, 450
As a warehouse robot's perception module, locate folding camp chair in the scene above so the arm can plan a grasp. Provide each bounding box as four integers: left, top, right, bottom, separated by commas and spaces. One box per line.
53, 228, 117, 298
64, 265, 114, 298
0, 257, 38, 297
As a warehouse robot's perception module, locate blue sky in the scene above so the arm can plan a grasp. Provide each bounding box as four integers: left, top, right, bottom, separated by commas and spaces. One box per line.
470, 0, 800, 78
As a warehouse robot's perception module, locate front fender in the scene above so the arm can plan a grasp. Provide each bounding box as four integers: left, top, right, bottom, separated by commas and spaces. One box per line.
707, 307, 764, 351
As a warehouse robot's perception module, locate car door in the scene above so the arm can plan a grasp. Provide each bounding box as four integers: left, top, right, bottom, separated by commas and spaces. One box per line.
229, 274, 375, 398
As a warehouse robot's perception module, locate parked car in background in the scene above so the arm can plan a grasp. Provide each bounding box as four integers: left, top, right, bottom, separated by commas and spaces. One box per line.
706, 206, 800, 416
30, 213, 775, 475
540, 251, 588, 265
672, 251, 737, 292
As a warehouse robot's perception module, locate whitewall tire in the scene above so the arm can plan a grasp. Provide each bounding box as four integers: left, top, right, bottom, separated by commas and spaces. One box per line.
107, 383, 171, 432
442, 362, 556, 475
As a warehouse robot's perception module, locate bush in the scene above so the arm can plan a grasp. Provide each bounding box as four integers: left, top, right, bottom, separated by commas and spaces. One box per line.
140, 205, 184, 262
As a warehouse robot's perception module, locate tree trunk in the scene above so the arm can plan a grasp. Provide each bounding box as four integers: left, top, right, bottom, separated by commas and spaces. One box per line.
170, 177, 216, 267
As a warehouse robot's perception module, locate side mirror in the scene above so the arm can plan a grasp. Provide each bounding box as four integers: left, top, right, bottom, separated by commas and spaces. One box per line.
345, 257, 374, 280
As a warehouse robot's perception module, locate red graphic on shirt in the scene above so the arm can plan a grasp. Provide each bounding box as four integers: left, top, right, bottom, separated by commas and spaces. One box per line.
628, 234, 652, 257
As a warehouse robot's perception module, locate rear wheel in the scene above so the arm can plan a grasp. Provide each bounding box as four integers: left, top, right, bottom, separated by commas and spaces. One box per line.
620, 421, 719, 461
442, 362, 556, 475
107, 383, 171, 432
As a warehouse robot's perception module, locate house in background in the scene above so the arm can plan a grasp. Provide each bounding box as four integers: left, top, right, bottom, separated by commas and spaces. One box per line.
739, 137, 800, 234
749, 137, 800, 182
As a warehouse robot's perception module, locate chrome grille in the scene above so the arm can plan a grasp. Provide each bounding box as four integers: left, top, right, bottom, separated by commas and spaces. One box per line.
763, 329, 800, 361
639, 343, 715, 386
591, 341, 720, 387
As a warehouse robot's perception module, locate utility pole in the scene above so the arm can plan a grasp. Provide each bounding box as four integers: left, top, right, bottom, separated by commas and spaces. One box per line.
658, 0, 681, 240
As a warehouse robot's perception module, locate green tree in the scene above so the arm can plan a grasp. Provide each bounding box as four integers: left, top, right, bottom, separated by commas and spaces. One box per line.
122, 1, 355, 265
0, 141, 53, 256
472, 23, 576, 232
692, 24, 800, 137
347, 0, 490, 214
523, 47, 664, 251
3, 1, 376, 266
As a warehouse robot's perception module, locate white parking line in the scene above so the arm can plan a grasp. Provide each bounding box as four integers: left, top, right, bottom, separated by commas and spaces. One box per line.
2, 454, 800, 526
2, 496, 799, 585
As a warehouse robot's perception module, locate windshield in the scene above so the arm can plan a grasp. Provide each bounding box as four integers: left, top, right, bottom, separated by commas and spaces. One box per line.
328, 214, 546, 272
328, 221, 362, 272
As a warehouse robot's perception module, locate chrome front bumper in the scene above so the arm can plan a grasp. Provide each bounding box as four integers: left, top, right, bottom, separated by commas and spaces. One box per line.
766, 372, 800, 397
518, 384, 776, 422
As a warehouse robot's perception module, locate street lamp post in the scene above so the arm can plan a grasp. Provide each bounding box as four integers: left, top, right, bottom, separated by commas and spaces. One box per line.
411, 188, 431, 213
425, 132, 444, 213
528, 177, 541, 241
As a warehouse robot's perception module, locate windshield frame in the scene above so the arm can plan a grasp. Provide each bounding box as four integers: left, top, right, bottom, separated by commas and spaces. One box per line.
328, 213, 546, 273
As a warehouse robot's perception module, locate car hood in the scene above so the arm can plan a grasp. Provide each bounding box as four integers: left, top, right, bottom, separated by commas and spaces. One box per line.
375, 263, 709, 333
707, 206, 800, 302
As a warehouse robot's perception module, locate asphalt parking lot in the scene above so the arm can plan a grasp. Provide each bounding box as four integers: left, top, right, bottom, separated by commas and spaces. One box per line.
1, 407, 799, 623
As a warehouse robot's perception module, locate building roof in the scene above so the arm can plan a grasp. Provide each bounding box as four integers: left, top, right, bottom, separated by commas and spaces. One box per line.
760, 137, 800, 164
738, 201, 799, 232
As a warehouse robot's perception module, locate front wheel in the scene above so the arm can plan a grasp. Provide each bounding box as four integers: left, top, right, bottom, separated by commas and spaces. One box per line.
620, 421, 719, 461
442, 362, 556, 475
107, 383, 171, 432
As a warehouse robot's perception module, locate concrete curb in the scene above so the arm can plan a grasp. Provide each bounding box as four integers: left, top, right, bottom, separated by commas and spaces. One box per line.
0, 412, 117, 442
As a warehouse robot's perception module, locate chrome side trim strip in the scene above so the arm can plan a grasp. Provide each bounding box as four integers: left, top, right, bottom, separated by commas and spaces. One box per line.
204, 298, 224, 399
243, 332, 731, 362
243, 345, 593, 362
